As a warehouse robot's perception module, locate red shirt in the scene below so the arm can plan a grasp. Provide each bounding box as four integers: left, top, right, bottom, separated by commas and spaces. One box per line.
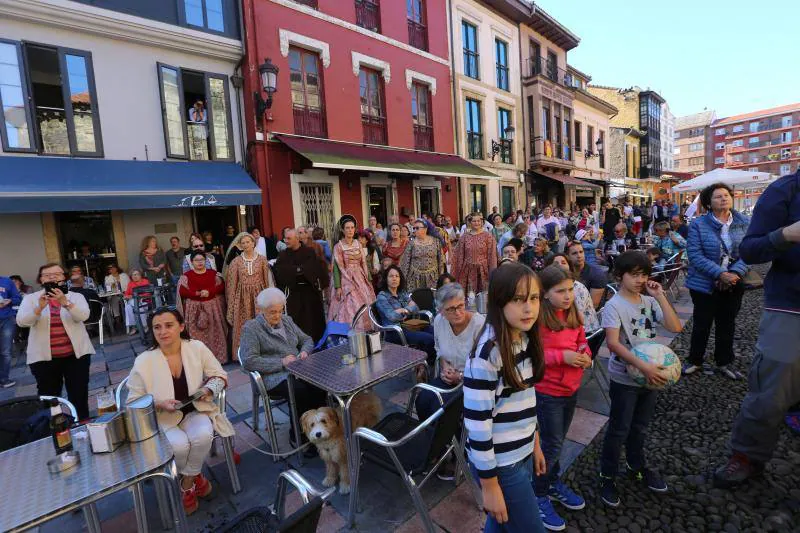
179, 270, 224, 301
48, 300, 74, 358
124, 279, 152, 298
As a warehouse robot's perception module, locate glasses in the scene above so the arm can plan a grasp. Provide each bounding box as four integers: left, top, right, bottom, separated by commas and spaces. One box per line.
444, 303, 466, 314
413, 226, 425, 231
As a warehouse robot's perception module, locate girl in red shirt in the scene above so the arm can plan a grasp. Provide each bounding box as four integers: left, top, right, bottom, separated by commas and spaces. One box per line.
534, 265, 593, 530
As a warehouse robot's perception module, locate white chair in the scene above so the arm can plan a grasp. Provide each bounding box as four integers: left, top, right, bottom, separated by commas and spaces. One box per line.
85, 299, 107, 345
40, 395, 78, 420
236, 347, 283, 463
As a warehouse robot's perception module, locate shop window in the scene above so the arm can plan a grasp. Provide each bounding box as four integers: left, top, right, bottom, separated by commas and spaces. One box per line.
0, 40, 102, 156
157, 63, 234, 161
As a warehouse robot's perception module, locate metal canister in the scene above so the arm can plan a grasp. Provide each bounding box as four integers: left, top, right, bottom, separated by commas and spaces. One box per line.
476, 292, 488, 314
87, 411, 127, 452
123, 394, 159, 442
348, 330, 370, 359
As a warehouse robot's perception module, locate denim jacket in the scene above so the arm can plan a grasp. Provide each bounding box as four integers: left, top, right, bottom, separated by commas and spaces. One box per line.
375, 290, 419, 325
686, 210, 750, 295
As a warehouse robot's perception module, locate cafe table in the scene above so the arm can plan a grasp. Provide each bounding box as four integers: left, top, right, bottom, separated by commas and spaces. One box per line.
0, 429, 187, 533
285, 342, 427, 528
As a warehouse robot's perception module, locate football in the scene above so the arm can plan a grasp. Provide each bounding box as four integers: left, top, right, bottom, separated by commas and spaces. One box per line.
627, 342, 681, 389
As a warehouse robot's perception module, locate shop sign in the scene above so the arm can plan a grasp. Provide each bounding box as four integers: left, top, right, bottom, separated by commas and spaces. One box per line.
173, 195, 220, 207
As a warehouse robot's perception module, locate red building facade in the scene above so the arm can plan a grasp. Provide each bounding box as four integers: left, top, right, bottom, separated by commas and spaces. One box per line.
241, 0, 473, 238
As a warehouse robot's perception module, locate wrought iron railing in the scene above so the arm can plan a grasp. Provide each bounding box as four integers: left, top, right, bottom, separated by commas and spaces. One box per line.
362, 114, 387, 145
414, 124, 434, 151
523, 56, 572, 88
466, 132, 483, 159
407, 19, 428, 51
355, 0, 380, 32
463, 50, 479, 79
293, 104, 327, 138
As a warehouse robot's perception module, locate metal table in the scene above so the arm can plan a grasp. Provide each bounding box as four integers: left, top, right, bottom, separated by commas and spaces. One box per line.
285, 342, 427, 528
0, 430, 188, 533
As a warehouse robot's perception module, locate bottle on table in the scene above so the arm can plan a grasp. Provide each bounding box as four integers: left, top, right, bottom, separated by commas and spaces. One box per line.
47, 398, 73, 455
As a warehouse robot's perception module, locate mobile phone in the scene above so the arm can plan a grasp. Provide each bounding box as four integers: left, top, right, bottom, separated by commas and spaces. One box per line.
175, 390, 206, 410
43, 281, 67, 294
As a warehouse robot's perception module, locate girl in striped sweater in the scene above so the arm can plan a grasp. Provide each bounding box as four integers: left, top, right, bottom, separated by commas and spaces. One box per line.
464, 261, 547, 532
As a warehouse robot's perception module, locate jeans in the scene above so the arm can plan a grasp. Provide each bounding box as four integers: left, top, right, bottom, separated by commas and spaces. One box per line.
386, 325, 436, 365
470, 456, 545, 533
29, 354, 91, 420
165, 411, 214, 476
600, 381, 659, 477
533, 392, 578, 496
688, 285, 744, 367
730, 311, 800, 463
415, 376, 460, 422
0, 316, 15, 381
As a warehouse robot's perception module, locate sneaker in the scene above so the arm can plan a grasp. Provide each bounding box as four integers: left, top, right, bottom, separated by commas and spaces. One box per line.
628, 465, 668, 492
681, 363, 699, 375
536, 496, 566, 531
194, 473, 212, 499
719, 365, 743, 380
713, 452, 764, 489
702, 363, 715, 375
548, 479, 585, 510
0, 379, 16, 388
181, 484, 198, 515
599, 476, 620, 508
435, 458, 456, 481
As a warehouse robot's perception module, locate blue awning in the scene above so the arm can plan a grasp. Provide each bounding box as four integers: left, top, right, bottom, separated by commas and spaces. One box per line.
0, 156, 262, 213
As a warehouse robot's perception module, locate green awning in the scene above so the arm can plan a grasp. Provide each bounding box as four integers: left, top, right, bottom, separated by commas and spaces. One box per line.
275, 133, 498, 179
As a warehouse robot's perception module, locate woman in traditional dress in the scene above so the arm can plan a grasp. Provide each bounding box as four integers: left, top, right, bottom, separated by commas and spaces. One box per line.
451, 212, 498, 294
327, 215, 376, 328
177, 251, 228, 364
381, 223, 407, 266
225, 232, 271, 359
399, 218, 445, 292
139, 235, 167, 285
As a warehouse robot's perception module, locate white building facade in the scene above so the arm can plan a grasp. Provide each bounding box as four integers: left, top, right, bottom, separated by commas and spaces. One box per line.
661, 101, 675, 171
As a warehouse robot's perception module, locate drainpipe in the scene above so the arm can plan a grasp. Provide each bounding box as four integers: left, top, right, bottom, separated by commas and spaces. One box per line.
516, 17, 528, 212
446, 0, 464, 220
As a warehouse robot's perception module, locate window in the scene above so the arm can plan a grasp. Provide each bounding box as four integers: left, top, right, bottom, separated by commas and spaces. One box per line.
574, 121, 582, 152
527, 95, 535, 154
780, 163, 791, 175
546, 50, 557, 82
781, 147, 791, 160
469, 183, 486, 214
716, 127, 726, 136
407, 0, 427, 51
359, 67, 386, 145
465, 98, 482, 159
673, 131, 680, 139
562, 107, 571, 161
497, 107, 512, 164
750, 155, 760, 163
553, 103, 561, 159
462, 21, 479, 79
541, 98, 551, 143
673, 147, 680, 155
184, 0, 224, 32
749, 122, 759, 133
732, 154, 743, 162
782, 131, 793, 143
748, 136, 759, 145
599, 130, 605, 169
747, 166, 759, 171
689, 143, 702, 152
411, 82, 433, 151
495, 39, 509, 91
0, 41, 103, 156
715, 142, 725, 150
355, 0, 380, 33
289, 47, 326, 138
674, 160, 679, 169
782, 116, 793, 128
632, 145, 638, 177
586, 125, 594, 155
158, 64, 233, 160
625, 143, 630, 176
732, 139, 744, 147
689, 157, 703, 166
714, 157, 725, 164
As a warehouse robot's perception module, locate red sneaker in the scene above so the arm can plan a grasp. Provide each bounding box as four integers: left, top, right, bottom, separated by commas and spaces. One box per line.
194, 473, 213, 499
233, 451, 241, 465
182, 483, 198, 515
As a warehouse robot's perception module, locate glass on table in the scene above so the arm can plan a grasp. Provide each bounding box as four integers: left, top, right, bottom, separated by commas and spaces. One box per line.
96, 391, 117, 415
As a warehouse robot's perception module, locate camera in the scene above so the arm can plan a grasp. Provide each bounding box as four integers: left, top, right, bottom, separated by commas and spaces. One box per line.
42, 281, 68, 295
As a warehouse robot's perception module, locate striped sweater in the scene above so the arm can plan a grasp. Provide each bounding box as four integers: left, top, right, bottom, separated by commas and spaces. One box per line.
464, 325, 538, 479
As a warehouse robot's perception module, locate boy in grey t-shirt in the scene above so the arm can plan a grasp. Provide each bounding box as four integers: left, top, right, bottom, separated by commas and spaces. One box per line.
598, 251, 682, 508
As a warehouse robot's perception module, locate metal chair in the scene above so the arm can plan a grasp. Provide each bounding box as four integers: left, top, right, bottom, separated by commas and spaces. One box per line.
236, 348, 282, 463
219, 469, 334, 533
115, 376, 241, 493
85, 299, 107, 345
131, 286, 154, 345
583, 329, 610, 406
354, 304, 407, 345
349, 383, 471, 533
40, 395, 79, 420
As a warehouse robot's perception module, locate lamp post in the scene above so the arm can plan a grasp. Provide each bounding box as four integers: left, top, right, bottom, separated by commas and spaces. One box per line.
491, 125, 515, 161
254, 58, 278, 124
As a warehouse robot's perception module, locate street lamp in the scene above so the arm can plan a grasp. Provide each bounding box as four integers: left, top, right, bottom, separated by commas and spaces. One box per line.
491, 126, 515, 161
254, 58, 279, 122
595, 137, 604, 157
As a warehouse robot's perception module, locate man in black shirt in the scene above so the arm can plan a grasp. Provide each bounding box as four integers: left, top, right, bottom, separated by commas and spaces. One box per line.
601, 201, 622, 244
566, 240, 608, 308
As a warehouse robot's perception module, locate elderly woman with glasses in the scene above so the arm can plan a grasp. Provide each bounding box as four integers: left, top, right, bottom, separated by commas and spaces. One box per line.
399, 218, 445, 291
415, 282, 485, 421
239, 288, 327, 442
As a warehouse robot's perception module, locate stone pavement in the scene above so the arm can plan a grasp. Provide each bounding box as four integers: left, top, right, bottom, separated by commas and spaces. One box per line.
4, 279, 743, 533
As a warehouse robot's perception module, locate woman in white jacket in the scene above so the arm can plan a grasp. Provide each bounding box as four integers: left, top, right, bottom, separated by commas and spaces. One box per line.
17, 263, 95, 420
125, 307, 233, 516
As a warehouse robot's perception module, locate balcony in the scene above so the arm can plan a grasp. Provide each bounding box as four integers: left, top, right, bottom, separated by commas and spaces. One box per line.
293, 0, 317, 7
523, 56, 572, 88
466, 132, 483, 159
293, 104, 327, 138
362, 114, 387, 145
355, 0, 380, 32
407, 19, 428, 51
413, 124, 434, 151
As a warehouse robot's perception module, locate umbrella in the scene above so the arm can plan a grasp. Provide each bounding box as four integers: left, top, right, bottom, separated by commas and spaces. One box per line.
671, 168, 775, 192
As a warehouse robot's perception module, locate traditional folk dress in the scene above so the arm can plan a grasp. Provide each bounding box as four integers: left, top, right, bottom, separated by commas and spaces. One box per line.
327, 239, 376, 329
177, 269, 228, 363
382, 239, 408, 266
399, 237, 444, 292
452, 230, 498, 294
225, 252, 271, 359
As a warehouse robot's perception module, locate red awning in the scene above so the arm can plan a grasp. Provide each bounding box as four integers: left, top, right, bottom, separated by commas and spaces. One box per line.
531, 171, 601, 189
274, 133, 498, 179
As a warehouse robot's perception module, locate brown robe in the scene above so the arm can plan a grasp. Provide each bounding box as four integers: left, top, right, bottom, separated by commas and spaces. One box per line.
273, 244, 328, 342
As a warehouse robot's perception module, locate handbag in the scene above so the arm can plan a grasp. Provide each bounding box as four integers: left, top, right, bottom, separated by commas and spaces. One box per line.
401, 318, 428, 331
741, 269, 763, 290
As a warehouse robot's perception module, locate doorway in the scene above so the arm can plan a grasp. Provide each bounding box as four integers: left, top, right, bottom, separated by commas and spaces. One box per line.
367, 186, 391, 226
469, 184, 486, 215
193, 206, 239, 248
501, 186, 515, 216
56, 211, 116, 285
416, 187, 439, 217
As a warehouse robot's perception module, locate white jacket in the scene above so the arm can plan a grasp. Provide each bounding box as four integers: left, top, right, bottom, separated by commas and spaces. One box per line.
17, 290, 95, 364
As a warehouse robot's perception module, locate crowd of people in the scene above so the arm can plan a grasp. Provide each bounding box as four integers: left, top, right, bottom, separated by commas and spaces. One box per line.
2, 177, 798, 529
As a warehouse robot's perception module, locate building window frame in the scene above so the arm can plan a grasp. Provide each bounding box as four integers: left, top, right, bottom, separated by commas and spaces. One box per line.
497, 106, 513, 164
289, 46, 327, 138
179, 0, 226, 34
494, 38, 509, 91
359, 66, 387, 145
406, 0, 428, 51
461, 21, 479, 80
411, 81, 433, 151
354, 0, 381, 33
574, 120, 582, 152
465, 97, 483, 160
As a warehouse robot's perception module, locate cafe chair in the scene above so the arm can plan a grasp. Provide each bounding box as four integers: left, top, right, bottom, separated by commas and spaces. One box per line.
583, 329, 610, 406
410, 288, 436, 315
85, 299, 108, 346
115, 376, 241, 493
349, 383, 471, 533
237, 348, 283, 464
352, 304, 407, 345
131, 286, 154, 345
219, 469, 335, 533
0, 396, 77, 452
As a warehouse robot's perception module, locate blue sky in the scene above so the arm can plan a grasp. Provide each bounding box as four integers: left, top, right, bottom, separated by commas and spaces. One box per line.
540, 0, 800, 119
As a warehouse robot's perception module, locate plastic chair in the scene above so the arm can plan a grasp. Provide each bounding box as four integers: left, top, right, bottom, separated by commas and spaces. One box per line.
115, 376, 241, 493
236, 348, 283, 463
313, 321, 349, 352
219, 470, 334, 533
349, 383, 472, 533
85, 299, 107, 345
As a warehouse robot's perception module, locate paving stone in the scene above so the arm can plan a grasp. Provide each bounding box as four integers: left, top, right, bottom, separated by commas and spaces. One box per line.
107, 357, 135, 372
566, 407, 609, 446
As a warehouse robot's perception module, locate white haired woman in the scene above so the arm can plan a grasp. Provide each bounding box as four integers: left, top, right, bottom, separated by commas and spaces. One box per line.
239, 288, 327, 442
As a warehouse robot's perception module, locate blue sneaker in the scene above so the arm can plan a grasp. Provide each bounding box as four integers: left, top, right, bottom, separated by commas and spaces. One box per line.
548, 479, 586, 510
537, 496, 566, 531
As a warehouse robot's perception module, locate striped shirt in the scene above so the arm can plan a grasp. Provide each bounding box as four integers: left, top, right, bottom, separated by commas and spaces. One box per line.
49, 300, 74, 358
464, 325, 538, 479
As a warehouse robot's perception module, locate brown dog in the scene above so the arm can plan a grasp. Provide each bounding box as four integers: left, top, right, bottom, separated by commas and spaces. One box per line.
300, 391, 382, 494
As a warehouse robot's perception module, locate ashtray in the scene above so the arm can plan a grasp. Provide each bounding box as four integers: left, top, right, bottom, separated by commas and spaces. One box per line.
341, 353, 356, 365
47, 450, 80, 473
